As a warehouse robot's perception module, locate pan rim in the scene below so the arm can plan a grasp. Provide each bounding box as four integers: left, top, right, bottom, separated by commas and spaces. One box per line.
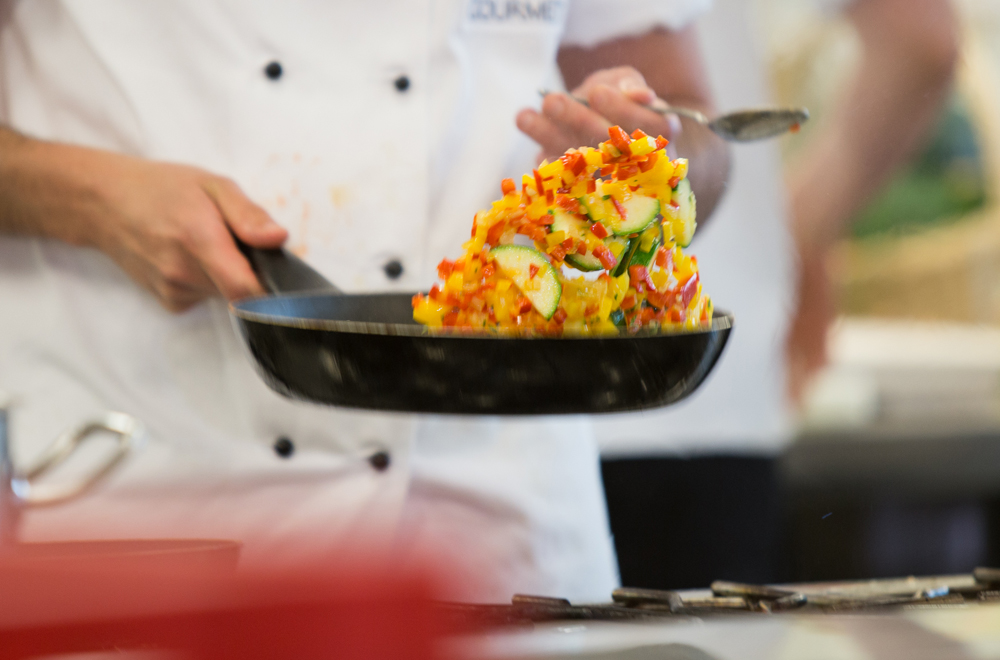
230, 292, 733, 340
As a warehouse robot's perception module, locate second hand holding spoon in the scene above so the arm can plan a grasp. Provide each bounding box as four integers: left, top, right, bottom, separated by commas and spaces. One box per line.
538, 89, 809, 142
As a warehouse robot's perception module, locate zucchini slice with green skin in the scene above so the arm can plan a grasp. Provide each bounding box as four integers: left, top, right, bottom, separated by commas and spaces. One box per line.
490, 245, 562, 319
629, 223, 664, 270
552, 211, 632, 273
608, 195, 660, 236
611, 238, 639, 278
672, 178, 696, 248
551, 212, 601, 272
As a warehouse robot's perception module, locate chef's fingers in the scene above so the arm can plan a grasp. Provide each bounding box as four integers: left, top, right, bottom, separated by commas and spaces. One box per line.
586, 84, 678, 141
183, 193, 268, 301
516, 107, 581, 160
202, 177, 288, 248
572, 67, 656, 107
540, 92, 612, 146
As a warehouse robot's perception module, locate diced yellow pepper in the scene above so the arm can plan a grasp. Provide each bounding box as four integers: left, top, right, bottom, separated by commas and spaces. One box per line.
651, 269, 670, 291
583, 148, 604, 167
546, 231, 567, 247
609, 240, 627, 259
630, 136, 657, 156
446, 272, 463, 292
538, 159, 563, 179
496, 280, 512, 294
672, 158, 688, 180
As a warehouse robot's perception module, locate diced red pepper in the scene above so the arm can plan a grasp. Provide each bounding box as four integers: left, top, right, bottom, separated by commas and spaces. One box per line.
545, 189, 554, 205
599, 165, 615, 177
638, 152, 659, 173
669, 308, 683, 323
669, 199, 680, 209
482, 263, 495, 279
637, 307, 657, 325
442, 311, 459, 326
471, 216, 478, 238
549, 245, 567, 262
556, 186, 570, 194
594, 245, 617, 270
501, 178, 517, 196
561, 238, 575, 250
586, 179, 597, 193
538, 213, 556, 226
629, 265, 656, 292
654, 135, 669, 150
616, 163, 639, 180
517, 297, 533, 315
528, 264, 540, 279
608, 126, 632, 154
530, 225, 547, 241
679, 273, 700, 308
612, 197, 628, 221
590, 222, 609, 239
561, 152, 586, 176
429, 284, 442, 301
553, 308, 568, 324
411, 294, 424, 309
488, 308, 497, 322
620, 294, 637, 311
533, 169, 545, 196
654, 247, 673, 272
556, 195, 580, 213
668, 176, 680, 189
630, 128, 649, 140
437, 259, 456, 279
577, 240, 588, 255
486, 222, 506, 246
584, 303, 600, 317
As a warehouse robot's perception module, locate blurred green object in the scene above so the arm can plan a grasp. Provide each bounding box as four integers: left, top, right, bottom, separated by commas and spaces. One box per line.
851, 97, 987, 240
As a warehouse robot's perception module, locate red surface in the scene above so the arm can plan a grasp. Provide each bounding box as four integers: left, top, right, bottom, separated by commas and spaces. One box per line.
0, 541, 443, 660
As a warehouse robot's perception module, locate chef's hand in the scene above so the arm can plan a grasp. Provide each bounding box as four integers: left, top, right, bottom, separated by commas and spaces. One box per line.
92, 157, 287, 312
0, 130, 287, 313
516, 67, 681, 163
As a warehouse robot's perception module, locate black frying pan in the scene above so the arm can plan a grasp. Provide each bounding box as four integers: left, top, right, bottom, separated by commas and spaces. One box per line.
229, 245, 732, 415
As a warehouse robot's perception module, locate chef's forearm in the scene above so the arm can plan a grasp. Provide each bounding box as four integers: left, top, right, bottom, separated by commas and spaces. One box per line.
788, 0, 958, 253
0, 126, 104, 247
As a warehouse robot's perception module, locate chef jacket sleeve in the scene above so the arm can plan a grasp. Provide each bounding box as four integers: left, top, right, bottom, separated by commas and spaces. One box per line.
561, 0, 712, 48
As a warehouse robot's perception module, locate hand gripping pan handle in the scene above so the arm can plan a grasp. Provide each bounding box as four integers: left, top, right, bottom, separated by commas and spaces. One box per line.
233, 235, 341, 295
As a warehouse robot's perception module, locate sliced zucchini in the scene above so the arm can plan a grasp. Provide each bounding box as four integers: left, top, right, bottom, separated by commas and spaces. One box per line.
629, 222, 664, 270
611, 238, 638, 278
490, 245, 562, 319
672, 178, 696, 247
581, 191, 660, 237
609, 194, 660, 236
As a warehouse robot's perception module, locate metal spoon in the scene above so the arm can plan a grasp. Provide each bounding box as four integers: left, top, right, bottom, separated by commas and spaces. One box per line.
538, 89, 809, 142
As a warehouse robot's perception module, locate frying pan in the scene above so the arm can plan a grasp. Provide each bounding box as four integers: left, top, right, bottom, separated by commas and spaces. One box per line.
229, 245, 732, 415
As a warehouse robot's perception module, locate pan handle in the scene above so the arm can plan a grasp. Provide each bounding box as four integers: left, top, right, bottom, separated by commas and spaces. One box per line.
233, 235, 341, 295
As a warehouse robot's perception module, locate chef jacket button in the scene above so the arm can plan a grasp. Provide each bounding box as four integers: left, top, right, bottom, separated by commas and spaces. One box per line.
273, 436, 294, 458
368, 451, 391, 472
264, 61, 283, 80
393, 75, 410, 92
383, 259, 404, 280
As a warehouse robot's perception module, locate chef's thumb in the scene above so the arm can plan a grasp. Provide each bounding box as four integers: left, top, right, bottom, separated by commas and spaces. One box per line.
202, 177, 288, 248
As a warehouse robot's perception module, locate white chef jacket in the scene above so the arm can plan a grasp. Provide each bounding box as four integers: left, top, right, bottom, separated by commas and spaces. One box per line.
0, 0, 709, 602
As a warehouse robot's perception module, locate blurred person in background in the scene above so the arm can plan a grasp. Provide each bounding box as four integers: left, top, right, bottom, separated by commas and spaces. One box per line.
598, 0, 957, 589
785, 0, 960, 399
0, 1, 726, 602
